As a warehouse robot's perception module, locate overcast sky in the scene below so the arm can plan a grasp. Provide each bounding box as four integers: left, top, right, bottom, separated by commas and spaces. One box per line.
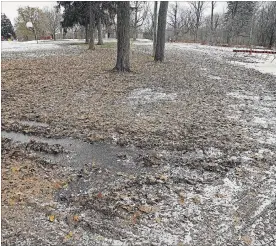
1, 1, 228, 26
1, 1, 57, 25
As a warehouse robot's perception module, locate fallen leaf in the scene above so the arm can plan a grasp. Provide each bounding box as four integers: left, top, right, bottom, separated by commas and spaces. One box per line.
155, 217, 161, 223
139, 205, 152, 213
121, 205, 132, 212
8, 199, 15, 206
131, 211, 141, 224
128, 175, 136, 179
97, 192, 103, 199
73, 215, 79, 222
192, 196, 201, 204
54, 182, 62, 189
179, 197, 185, 205
241, 235, 252, 245
49, 215, 55, 222
11, 167, 20, 173
159, 174, 168, 181
65, 231, 73, 240
215, 193, 225, 198
233, 215, 240, 226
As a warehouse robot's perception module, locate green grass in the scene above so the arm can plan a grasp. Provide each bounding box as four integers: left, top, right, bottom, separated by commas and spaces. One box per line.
67, 42, 87, 46
97, 42, 116, 49
68, 42, 116, 49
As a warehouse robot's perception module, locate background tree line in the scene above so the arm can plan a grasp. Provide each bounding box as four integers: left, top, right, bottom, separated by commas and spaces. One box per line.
12, 6, 62, 41
5, 1, 276, 49
164, 1, 276, 48
2, 1, 275, 72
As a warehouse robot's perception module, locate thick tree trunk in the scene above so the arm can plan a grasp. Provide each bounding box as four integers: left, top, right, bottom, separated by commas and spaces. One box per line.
88, 2, 95, 50
154, 1, 168, 62
97, 17, 103, 45
114, 2, 130, 72
152, 1, 158, 56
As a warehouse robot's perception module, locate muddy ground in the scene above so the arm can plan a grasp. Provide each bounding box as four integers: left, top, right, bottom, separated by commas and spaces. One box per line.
1, 41, 276, 245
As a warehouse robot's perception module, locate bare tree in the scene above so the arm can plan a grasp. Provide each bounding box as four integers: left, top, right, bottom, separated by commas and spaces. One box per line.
15, 6, 47, 41
189, 1, 205, 41
85, 21, 88, 43
88, 2, 95, 50
44, 6, 62, 40
255, 2, 276, 48
167, 2, 192, 41
95, 2, 104, 45
153, 1, 158, 56
167, 2, 179, 41
114, 2, 131, 71
154, 1, 169, 62
130, 1, 149, 40
209, 1, 216, 45
224, 2, 256, 45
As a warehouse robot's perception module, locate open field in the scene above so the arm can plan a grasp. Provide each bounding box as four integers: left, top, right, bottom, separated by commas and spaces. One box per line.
1, 40, 276, 245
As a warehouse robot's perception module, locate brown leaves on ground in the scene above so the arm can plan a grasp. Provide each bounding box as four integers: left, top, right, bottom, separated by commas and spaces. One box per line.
241, 235, 253, 245
138, 205, 154, 213
1, 157, 60, 206
1, 148, 67, 233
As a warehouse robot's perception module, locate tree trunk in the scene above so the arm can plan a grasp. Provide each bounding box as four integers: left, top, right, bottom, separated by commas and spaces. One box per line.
268, 31, 275, 49
173, 2, 178, 41
154, 1, 168, 62
85, 22, 88, 43
88, 2, 95, 50
133, 1, 138, 41
114, 2, 130, 72
152, 1, 158, 56
63, 28, 67, 39
210, 1, 214, 45
97, 17, 103, 45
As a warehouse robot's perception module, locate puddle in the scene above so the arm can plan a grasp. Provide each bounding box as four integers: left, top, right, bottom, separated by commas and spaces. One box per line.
128, 88, 177, 105
1, 131, 140, 172
18, 120, 49, 128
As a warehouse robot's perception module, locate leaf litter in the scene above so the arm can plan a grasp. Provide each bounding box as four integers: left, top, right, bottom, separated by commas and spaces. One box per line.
1, 41, 276, 245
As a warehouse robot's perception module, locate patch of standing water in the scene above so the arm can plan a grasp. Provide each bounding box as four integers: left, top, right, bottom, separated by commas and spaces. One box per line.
1, 131, 140, 172
128, 88, 177, 105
